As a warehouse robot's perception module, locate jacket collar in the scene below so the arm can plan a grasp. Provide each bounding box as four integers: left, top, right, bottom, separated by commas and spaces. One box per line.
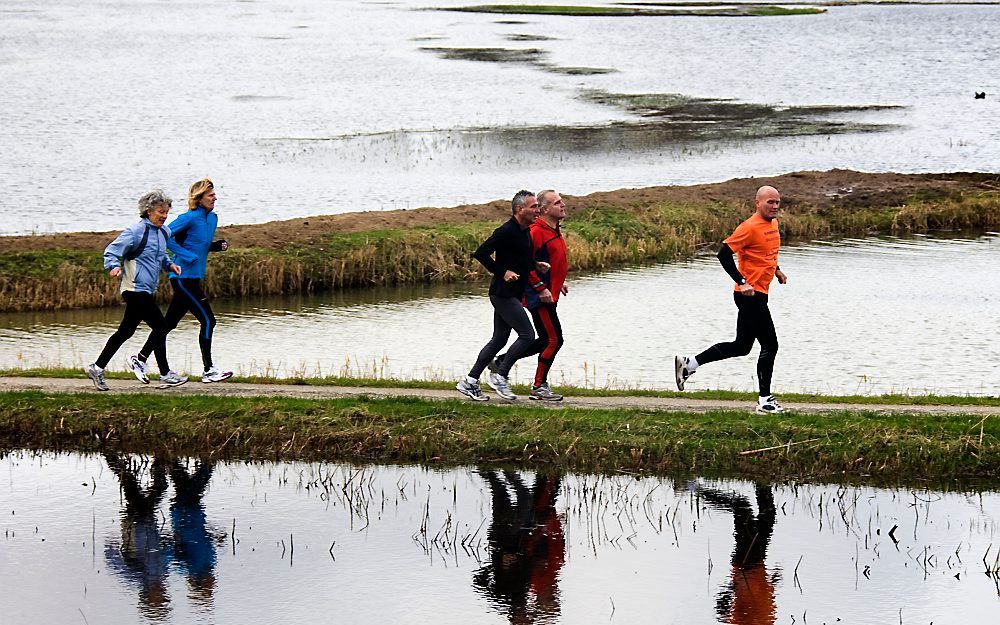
534, 218, 561, 235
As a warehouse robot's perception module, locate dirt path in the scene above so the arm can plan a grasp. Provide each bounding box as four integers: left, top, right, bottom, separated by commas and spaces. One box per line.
3, 376, 997, 415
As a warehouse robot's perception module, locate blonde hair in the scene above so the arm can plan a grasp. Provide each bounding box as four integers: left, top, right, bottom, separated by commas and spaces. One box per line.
188, 178, 214, 210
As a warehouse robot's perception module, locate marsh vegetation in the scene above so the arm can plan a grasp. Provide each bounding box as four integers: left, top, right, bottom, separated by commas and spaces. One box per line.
2, 173, 999, 313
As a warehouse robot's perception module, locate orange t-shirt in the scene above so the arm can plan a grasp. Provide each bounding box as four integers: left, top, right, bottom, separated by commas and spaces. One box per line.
724, 214, 780, 294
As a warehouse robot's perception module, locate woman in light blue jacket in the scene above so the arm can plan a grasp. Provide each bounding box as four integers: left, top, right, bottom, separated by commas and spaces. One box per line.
131, 178, 232, 384
84, 190, 187, 391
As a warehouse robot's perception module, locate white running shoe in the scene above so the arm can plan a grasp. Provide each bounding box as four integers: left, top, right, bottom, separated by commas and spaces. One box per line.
201, 366, 233, 383
456, 379, 489, 402
127, 354, 149, 384
487, 371, 517, 401
529, 383, 563, 402
159, 371, 188, 387
756, 395, 784, 414
674, 355, 694, 391
84, 363, 109, 391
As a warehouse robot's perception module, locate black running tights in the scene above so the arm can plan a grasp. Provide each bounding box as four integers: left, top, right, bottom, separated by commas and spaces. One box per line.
695, 293, 779, 397
96, 291, 169, 375
139, 278, 216, 371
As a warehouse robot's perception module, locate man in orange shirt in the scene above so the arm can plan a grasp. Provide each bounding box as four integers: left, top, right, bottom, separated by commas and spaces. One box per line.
675, 186, 788, 414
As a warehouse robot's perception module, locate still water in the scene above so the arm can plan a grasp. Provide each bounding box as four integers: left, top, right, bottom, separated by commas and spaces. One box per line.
2, 0, 1000, 233
2, 451, 999, 624
3, 234, 1000, 395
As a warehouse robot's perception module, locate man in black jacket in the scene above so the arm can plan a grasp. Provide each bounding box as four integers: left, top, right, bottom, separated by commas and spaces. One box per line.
457, 190, 548, 401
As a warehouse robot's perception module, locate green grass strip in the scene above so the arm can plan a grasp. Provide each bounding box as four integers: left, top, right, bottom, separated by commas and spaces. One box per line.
1, 391, 996, 481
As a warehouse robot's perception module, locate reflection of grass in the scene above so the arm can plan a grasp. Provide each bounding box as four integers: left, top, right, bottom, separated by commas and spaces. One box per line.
541, 65, 615, 75
746, 5, 826, 14
582, 89, 901, 121
420, 46, 615, 74
505, 33, 557, 41
445, 4, 826, 16
573, 89, 901, 141
420, 46, 546, 63
2, 388, 997, 480
457, 4, 652, 15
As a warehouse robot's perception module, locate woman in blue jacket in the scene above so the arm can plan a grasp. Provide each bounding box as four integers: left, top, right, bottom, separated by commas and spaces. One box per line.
131, 179, 232, 383
85, 190, 187, 391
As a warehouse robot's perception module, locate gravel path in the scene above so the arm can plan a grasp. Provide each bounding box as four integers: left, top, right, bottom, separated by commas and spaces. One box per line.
3, 377, 998, 415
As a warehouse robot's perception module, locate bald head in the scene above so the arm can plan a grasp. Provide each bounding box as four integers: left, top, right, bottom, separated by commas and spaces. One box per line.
754, 186, 781, 221
756, 186, 779, 201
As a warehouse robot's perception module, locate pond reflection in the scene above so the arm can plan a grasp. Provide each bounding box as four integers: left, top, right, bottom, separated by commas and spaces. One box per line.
103, 453, 219, 620
4, 453, 1000, 625
475, 470, 564, 625
168, 458, 219, 607
698, 484, 777, 625
103, 453, 172, 620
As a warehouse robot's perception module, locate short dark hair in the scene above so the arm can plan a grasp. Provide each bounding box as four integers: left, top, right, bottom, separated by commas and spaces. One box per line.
511, 189, 534, 214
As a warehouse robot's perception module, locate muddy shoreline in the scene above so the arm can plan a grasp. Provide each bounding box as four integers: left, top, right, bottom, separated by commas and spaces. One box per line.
3, 169, 999, 313
4, 169, 998, 253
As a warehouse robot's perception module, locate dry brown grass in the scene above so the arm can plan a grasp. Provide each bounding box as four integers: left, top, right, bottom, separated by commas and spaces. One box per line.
3, 183, 1000, 312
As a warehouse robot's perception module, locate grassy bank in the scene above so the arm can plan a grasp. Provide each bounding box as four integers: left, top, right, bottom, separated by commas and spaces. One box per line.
0, 391, 995, 480
3, 173, 1000, 312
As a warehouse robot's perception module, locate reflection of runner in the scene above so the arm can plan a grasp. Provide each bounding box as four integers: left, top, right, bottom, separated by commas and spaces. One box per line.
133, 179, 232, 385
698, 483, 778, 625
675, 186, 788, 414
170, 458, 218, 605
103, 453, 172, 619
494, 190, 569, 402
474, 470, 565, 625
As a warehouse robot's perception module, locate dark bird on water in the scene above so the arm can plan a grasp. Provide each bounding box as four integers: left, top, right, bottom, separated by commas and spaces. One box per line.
975, 91, 986, 99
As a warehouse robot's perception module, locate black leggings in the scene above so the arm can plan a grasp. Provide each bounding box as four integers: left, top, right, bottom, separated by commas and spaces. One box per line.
696, 293, 779, 396
96, 291, 169, 375
469, 295, 536, 379
140, 278, 216, 371
498, 304, 564, 386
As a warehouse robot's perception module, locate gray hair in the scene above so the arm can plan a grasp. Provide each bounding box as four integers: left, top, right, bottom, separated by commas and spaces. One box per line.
137, 189, 172, 218
536, 189, 557, 208
511, 189, 535, 214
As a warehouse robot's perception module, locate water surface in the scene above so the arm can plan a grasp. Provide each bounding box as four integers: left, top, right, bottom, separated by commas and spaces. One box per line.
2, 451, 999, 624
3, 234, 1000, 395
2, 0, 1000, 233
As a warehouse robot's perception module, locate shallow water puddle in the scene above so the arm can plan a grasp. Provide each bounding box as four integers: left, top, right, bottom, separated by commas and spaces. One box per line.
2, 451, 999, 624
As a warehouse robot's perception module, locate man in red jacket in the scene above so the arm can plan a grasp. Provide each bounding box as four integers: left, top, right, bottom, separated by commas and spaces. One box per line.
457, 190, 546, 402
494, 189, 569, 401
